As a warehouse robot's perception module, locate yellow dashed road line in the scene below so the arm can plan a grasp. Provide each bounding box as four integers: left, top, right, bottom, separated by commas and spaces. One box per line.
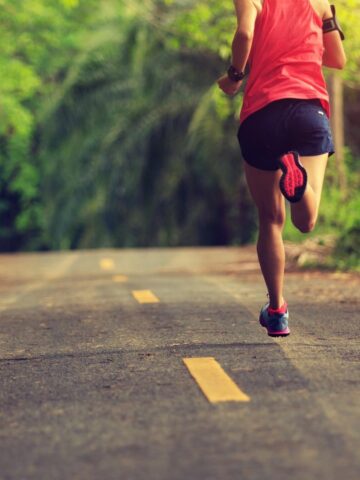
132, 290, 160, 304
183, 357, 250, 403
112, 275, 128, 283
100, 258, 115, 271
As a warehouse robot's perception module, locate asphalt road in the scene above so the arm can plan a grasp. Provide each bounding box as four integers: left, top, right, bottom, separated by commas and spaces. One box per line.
0, 247, 359, 480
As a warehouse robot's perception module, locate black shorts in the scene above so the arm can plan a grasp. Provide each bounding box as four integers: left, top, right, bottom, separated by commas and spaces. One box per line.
237, 98, 335, 171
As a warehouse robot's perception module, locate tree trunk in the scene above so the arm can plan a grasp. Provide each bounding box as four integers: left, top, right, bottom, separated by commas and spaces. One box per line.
329, 72, 347, 195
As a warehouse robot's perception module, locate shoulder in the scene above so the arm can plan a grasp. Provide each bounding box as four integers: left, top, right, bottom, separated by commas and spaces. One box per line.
251, 0, 331, 19
251, 0, 263, 15
234, 0, 262, 11
309, 0, 330, 19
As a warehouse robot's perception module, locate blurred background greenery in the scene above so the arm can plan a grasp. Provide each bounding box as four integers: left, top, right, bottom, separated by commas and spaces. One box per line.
0, 0, 359, 268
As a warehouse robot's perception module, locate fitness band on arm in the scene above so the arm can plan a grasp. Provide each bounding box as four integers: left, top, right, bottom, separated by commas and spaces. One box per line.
322, 4, 345, 40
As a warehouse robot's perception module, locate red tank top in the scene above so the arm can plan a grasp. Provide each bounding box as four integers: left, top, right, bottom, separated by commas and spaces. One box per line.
239, 0, 330, 124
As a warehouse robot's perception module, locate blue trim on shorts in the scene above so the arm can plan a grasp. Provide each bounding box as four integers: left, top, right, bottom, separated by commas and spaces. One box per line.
237, 98, 335, 171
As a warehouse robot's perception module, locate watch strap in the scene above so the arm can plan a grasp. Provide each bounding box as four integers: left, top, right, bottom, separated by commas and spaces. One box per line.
227, 65, 245, 82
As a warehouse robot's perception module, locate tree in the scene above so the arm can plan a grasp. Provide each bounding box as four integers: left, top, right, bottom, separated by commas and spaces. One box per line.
0, 0, 359, 251
0, 0, 98, 250
38, 2, 256, 248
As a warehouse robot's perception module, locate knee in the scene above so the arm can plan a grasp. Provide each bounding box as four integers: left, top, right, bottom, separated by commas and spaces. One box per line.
295, 219, 316, 233
258, 208, 286, 228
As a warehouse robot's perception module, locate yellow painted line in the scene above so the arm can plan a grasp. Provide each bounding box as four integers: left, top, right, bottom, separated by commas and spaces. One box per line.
132, 290, 160, 304
183, 357, 250, 403
112, 275, 128, 283
100, 258, 115, 271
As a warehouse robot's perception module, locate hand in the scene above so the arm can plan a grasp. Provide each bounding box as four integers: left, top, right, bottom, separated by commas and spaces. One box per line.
217, 74, 243, 96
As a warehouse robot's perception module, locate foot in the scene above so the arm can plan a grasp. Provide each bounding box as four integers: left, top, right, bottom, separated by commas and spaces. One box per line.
278, 151, 307, 203
259, 301, 290, 337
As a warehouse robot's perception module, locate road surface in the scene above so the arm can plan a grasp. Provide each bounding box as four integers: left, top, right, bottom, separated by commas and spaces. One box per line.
0, 246, 359, 480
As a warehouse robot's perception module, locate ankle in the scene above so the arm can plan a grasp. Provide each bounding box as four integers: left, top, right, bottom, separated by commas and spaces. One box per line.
268, 300, 287, 315
269, 297, 286, 310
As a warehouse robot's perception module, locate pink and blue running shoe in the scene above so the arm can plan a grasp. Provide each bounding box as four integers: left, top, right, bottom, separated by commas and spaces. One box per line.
259, 301, 290, 337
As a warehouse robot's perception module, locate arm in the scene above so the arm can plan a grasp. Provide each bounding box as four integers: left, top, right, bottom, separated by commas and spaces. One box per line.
322, 1, 346, 69
231, 0, 258, 72
217, 0, 257, 96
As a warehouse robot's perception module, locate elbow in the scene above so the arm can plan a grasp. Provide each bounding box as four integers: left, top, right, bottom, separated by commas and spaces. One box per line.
323, 54, 347, 70
337, 54, 347, 69
333, 57, 346, 70
335, 48, 347, 69
235, 29, 254, 42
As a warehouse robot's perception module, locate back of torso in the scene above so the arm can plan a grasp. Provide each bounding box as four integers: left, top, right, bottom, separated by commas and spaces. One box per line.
252, 0, 325, 17
240, 0, 330, 124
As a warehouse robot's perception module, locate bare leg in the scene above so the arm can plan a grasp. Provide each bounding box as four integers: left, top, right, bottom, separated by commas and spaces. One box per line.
243, 162, 286, 309
290, 153, 329, 232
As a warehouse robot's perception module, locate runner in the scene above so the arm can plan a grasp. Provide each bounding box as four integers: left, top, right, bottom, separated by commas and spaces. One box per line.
217, 0, 346, 336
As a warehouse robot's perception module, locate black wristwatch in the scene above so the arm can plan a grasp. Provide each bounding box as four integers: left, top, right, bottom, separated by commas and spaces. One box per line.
227, 65, 246, 82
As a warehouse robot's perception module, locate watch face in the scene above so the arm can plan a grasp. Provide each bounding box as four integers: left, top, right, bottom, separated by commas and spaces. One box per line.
228, 65, 244, 81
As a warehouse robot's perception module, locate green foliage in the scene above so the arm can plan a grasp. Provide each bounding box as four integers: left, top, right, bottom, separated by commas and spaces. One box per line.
0, 0, 98, 249
337, 0, 360, 82
333, 220, 360, 270
0, 0, 359, 255
38, 8, 255, 249
161, 0, 235, 60
283, 148, 360, 269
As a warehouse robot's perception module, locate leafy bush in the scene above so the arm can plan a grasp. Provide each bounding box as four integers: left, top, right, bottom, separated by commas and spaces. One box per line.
334, 219, 360, 269
283, 148, 360, 270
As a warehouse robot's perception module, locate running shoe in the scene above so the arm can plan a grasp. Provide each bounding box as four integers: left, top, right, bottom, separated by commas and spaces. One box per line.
259, 301, 290, 337
278, 151, 307, 203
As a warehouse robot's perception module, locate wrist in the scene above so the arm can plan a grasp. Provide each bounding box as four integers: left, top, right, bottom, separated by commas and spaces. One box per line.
227, 65, 245, 82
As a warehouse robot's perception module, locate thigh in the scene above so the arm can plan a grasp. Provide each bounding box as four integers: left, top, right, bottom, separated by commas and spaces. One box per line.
244, 162, 286, 223
299, 152, 329, 208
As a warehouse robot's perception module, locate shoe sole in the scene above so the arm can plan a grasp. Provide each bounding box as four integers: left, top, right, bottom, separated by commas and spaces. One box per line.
267, 329, 290, 337
259, 316, 290, 337
278, 151, 307, 203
